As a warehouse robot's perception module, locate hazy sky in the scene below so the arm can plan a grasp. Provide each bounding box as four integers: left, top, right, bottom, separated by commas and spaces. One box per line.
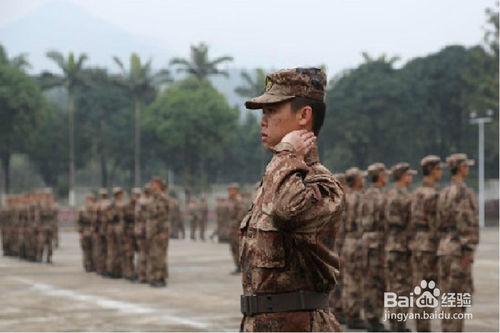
0, 0, 496, 75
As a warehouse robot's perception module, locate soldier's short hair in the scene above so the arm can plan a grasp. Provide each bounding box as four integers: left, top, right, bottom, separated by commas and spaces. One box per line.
290, 97, 326, 136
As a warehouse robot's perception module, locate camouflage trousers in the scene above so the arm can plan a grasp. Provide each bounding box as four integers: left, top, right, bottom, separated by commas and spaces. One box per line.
412, 250, 438, 332
385, 251, 411, 331
25, 229, 37, 260
190, 217, 201, 240
170, 220, 185, 239
92, 233, 107, 274
122, 233, 135, 279
106, 224, 124, 277
241, 309, 341, 332
79, 232, 94, 272
438, 254, 473, 332
362, 247, 385, 322
136, 237, 149, 282
36, 227, 53, 263
341, 238, 363, 320
147, 230, 169, 282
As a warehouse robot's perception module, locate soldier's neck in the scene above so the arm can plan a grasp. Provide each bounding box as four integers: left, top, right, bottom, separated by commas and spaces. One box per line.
451, 175, 465, 184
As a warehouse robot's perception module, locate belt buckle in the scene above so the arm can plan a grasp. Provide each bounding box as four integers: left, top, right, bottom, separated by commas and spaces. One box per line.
241, 295, 258, 316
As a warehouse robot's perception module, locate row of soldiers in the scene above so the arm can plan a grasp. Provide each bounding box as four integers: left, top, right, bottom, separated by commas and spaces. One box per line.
77, 178, 176, 287
332, 153, 478, 332
1, 191, 59, 263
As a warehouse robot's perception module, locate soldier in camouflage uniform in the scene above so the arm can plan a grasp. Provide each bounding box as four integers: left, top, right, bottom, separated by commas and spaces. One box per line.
106, 187, 125, 278
147, 178, 171, 287
240, 68, 345, 331
169, 195, 185, 239
384, 162, 416, 332
123, 188, 140, 281
199, 195, 208, 241
187, 196, 201, 241
212, 197, 230, 242
40, 192, 58, 263
410, 155, 443, 331
360, 163, 389, 332
329, 173, 346, 325
135, 185, 153, 283
94, 189, 110, 276
340, 167, 366, 329
78, 194, 96, 272
437, 153, 479, 332
226, 183, 245, 274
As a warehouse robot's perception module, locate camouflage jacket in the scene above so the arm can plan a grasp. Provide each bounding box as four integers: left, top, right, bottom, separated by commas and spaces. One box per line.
146, 192, 170, 238
134, 195, 153, 239
437, 180, 479, 257
344, 189, 363, 238
359, 185, 386, 249
227, 195, 246, 235
77, 204, 93, 236
384, 186, 411, 253
239, 144, 345, 295
410, 182, 439, 252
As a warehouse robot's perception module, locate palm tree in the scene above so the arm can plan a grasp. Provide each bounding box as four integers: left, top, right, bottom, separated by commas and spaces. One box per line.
42, 50, 88, 206
113, 53, 171, 187
170, 42, 233, 80
234, 68, 266, 98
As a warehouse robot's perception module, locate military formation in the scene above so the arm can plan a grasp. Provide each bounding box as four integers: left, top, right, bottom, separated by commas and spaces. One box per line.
77, 178, 176, 287
333, 153, 479, 332
1, 191, 59, 263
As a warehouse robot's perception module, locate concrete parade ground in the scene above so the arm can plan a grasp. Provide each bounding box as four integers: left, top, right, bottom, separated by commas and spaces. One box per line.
0, 227, 498, 332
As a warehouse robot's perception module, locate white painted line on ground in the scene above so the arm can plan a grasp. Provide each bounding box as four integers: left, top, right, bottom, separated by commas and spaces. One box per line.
11, 277, 210, 330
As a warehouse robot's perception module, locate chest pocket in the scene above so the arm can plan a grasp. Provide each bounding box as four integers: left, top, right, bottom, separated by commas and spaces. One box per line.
244, 210, 286, 269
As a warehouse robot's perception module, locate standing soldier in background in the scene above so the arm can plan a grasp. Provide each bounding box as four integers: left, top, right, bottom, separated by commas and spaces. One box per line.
199, 195, 208, 241
41, 191, 58, 263
341, 167, 366, 329
123, 188, 140, 281
169, 194, 185, 239
147, 178, 171, 287
77, 194, 96, 272
187, 196, 201, 241
360, 163, 389, 332
94, 189, 110, 276
384, 162, 416, 332
226, 183, 244, 275
212, 197, 229, 242
437, 154, 479, 332
240, 68, 345, 331
410, 155, 443, 331
135, 185, 153, 284
106, 187, 125, 279
329, 172, 346, 325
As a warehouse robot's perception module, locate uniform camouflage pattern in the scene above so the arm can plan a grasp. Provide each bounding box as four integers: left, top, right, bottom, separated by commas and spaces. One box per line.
359, 185, 386, 323
340, 188, 364, 322
245, 68, 327, 109
146, 191, 170, 284
384, 185, 412, 331
437, 179, 479, 332
410, 180, 439, 331
239, 143, 345, 332
227, 194, 246, 271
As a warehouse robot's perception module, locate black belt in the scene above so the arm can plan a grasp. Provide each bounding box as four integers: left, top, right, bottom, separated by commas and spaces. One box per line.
415, 225, 430, 231
440, 227, 457, 232
240, 291, 329, 316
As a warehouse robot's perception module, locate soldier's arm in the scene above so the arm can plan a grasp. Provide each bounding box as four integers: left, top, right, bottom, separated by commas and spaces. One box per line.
457, 189, 480, 256
264, 143, 344, 231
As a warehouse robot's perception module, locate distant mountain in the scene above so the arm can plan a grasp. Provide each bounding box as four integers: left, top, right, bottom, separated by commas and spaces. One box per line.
0, 0, 172, 73
0, 0, 260, 112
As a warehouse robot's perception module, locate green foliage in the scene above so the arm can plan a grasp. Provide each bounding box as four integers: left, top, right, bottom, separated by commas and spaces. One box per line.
143, 77, 239, 189
235, 68, 266, 98
170, 42, 233, 80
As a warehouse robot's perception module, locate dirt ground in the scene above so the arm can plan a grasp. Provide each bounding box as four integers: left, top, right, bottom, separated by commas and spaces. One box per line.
0, 227, 498, 332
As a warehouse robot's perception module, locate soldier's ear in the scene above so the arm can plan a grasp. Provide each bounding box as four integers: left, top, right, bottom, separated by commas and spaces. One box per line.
297, 105, 313, 126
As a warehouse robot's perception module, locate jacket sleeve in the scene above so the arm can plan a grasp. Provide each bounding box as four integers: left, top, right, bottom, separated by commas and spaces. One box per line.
263, 143, 345, 232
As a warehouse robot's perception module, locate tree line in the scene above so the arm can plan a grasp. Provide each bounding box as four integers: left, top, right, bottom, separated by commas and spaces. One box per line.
0, 5, 497, 201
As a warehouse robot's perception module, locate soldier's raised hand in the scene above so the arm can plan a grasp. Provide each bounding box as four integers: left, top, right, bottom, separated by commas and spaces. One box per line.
280, 129, 316, 158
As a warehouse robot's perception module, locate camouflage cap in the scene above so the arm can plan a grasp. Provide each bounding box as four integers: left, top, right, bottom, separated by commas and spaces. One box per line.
245, 68, 327, 109
227, 182, 240, 189
391, 162, 417, 180
345, 167, 368, 179
367, 162, 390, 178
98, 188, 108, 197
420, 155, 444, 169
112, 187, 124, 196
446, 153, 475, 169
131, 187, 142, 195
151, 176, 167, 190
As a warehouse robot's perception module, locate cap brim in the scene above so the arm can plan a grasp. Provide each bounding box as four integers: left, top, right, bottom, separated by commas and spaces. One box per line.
409, 169, 418, 175
467, 159, 475, 166
245, 93, 295, 109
